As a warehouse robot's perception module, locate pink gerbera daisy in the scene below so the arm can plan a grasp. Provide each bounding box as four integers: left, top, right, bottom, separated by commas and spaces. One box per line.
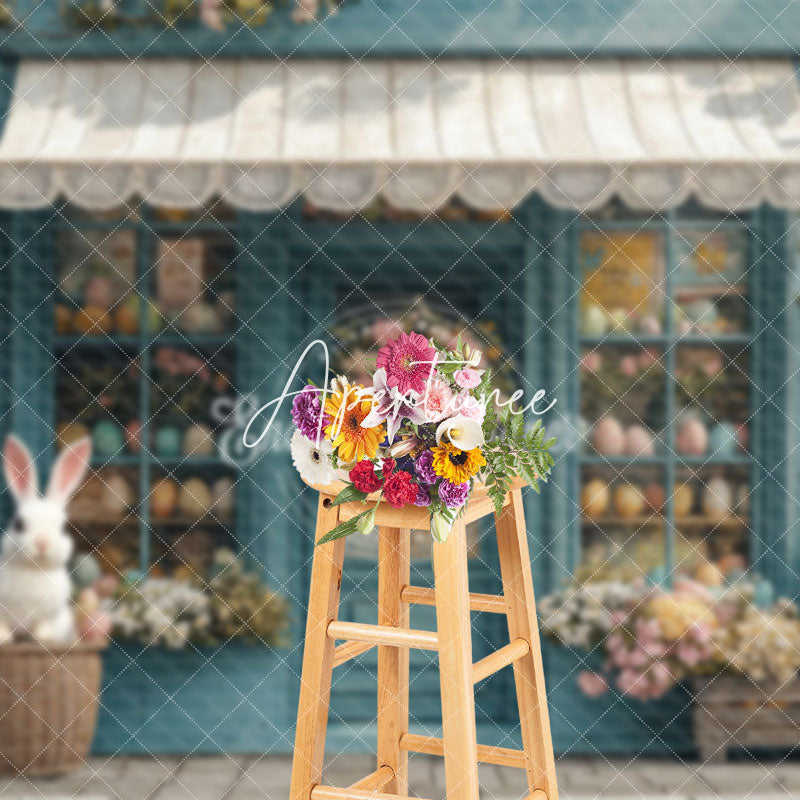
376, 332, 436, 395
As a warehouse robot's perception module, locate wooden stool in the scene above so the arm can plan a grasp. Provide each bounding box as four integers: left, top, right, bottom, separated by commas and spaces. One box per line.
290, 478, 558, 800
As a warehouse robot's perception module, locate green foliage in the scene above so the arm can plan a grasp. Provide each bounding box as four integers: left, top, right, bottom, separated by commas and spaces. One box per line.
482, 408, 556, 515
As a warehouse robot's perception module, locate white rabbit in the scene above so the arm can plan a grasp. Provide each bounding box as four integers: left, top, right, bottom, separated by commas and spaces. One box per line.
0, 435, 91, 645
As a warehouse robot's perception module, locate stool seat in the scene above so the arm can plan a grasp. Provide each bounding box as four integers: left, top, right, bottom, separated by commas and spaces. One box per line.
304, 476, 527, 529
290, 481, 558, 800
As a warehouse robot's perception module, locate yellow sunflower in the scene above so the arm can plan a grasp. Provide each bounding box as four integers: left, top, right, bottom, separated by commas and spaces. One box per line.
431, 443, 486, 484
324, 385, 384, 463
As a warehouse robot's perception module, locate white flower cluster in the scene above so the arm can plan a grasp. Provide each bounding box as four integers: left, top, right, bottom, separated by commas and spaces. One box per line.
538, 581, 643, 649
111, 578, 211, 649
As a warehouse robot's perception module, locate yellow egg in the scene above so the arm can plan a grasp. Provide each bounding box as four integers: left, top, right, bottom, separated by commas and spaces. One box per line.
56, 421, 90, 449
613, 484, 646, 518
151, 478, 179, 517
73, 305, 112, 335
673, 483, 694, 517
178, 477, 212, 518
581, 479, 610, 517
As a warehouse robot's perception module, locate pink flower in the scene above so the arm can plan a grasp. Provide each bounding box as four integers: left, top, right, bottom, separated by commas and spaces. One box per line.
627, 646, 652, 669
420, 376, 455, 422
453, 392, 486, 424
616, 668, 646, 697
635, 617, 662, 644
376, 332, 436, 395
454, 368, 483, 389
577, 671, 609, 697
648, 662, 674, 697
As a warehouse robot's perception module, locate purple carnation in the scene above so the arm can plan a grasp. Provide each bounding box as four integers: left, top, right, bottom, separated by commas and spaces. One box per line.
438, 480, 470, 509
291, 385, 329, 441
414, 450, 437, 485
413, 484, 432, 507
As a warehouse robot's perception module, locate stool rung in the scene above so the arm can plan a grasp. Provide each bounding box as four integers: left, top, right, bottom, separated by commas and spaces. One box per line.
472, 638, 530, 684
348, 766, 394, 791
332, 640, 375, 668
312, 787, 432, 800
327, 620, 438, 651
400, 585, 507, 615
399, 733, 527, 769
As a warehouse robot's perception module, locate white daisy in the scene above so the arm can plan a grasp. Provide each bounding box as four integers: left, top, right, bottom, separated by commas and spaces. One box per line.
291, 429, 336, 485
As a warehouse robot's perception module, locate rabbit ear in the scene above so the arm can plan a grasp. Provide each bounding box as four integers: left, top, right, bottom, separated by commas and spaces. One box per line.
3, 435, 38, 502
45, 437, 92, 506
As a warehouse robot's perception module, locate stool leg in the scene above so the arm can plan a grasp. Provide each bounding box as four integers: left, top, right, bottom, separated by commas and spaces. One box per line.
377, 526, 411, 794
290, 497, 347, 800
495, 489, 558, 800
432, 519, 480, 800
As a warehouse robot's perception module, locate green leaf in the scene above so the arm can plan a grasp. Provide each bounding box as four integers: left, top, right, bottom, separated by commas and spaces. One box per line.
317, 509, 374, 545
330, 484, 369, 506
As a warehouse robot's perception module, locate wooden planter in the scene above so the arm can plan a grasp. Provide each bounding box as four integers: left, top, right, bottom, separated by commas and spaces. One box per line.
694, 674, 800, 762
0, 642, 106, 776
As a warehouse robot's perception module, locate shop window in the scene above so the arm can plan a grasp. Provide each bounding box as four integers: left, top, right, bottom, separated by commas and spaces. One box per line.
576, 215, 752, 586
53, 203, 238, 580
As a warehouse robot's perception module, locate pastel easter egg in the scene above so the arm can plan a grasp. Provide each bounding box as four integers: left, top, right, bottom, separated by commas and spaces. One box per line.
211, 477, 235, 518
114, 299, 140, 335
702, 477, 733, 520
644, 482, 666, 511
676, 418, 708, 456
638, 315, 662, 335
709, 423, 737, 457
581, 304, 609, 337
73, 305, 112, 335
125, 420, 141, 453
607, 308, 629, 331
735, 484, 750, 514
179, 302, 220, 334
183, 423, 215, 457
151, 478, 179, 517
736, 424, 748, 452
581, 479, 609, 518
673, 483, 694, 517
154, 426, 182, 458
92, 421, 124, 457
178, 477, 212, 518
57, 420, 90, 449
103, 471, 133, 518
625, 424, 655, 456
84, 276, 115, 309
613, 484, 646, 518
592, 417, 626, 456
55, 304, 72, 334
71, 552, 102, 589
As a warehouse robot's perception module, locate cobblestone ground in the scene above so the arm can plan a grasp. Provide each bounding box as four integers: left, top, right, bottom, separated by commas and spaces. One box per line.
0, 756, 798, 800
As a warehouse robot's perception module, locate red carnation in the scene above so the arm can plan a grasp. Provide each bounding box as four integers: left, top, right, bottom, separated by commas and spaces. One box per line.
383, 470, 417, 509
381, 458, 396, 478
349, 459, 383, 493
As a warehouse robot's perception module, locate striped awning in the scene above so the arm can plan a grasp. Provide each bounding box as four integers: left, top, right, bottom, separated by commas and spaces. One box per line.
1, 58, 800, 212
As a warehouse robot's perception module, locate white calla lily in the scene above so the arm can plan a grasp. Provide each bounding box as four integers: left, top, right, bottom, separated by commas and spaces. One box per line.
435, 415, 484, 450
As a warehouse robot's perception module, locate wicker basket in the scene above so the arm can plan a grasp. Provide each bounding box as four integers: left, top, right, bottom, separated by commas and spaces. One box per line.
0, 641, 106, 776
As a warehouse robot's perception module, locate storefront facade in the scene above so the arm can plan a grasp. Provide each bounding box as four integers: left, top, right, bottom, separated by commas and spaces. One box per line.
1, 0, 800, 757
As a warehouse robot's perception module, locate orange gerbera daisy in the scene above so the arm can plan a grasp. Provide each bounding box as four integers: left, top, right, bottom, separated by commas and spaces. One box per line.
324, 385, 385, 463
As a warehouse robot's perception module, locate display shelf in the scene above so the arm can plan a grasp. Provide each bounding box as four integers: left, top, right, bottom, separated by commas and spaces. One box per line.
574, 212, 756, 584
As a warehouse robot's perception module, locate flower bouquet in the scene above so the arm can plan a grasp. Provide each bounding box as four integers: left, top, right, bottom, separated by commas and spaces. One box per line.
289, 331, 556, 544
